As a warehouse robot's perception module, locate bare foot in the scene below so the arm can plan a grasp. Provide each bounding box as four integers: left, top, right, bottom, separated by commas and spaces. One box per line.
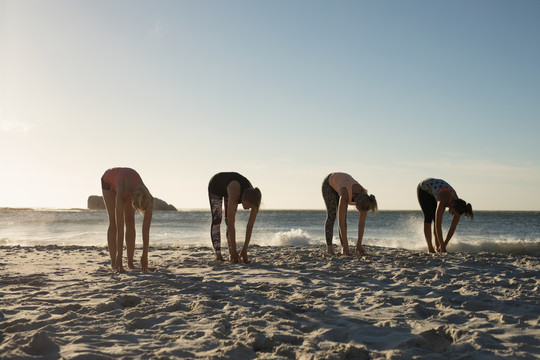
327, 245, 335, 255
355, 248, 366, 256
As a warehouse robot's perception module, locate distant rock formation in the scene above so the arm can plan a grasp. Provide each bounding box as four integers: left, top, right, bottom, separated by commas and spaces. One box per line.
87, 196, 106, 210
153, 198, 177, 211
87, 196, 177, 211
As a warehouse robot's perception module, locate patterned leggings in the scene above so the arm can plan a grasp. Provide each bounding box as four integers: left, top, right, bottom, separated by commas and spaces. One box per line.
209, 193, 230, 253
322, 175, 344, 246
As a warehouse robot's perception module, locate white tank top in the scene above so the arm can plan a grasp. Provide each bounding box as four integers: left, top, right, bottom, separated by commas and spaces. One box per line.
419, 178, 457, 201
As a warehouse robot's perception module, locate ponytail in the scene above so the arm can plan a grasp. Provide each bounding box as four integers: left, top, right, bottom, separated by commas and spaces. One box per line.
132, 186, 154, 214
356, 194, 378, 216
464, 203, 474, 219
243, 187, 262, 210
454, 199, 473, 219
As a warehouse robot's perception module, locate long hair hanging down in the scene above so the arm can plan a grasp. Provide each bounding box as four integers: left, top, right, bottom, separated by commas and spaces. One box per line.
132, 186, 154, 214
243, 187, 262, 210
356, 194, 378, 216
454, 199, 474, 219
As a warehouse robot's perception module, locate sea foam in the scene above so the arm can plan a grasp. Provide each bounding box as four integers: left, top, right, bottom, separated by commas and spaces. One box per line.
450, 238, 540, 256
271, 228, 316, 246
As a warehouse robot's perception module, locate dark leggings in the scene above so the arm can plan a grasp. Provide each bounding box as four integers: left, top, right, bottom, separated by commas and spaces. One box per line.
322, 175, 344, 246
417, 185, 437, 223
209, 193, 230, 253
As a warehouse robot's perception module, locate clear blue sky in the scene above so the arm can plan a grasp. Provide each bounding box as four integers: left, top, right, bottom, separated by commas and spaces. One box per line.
1, 0, 539, 210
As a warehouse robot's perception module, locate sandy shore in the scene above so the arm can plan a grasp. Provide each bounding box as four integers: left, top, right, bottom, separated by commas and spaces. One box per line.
1, 245, 539, 359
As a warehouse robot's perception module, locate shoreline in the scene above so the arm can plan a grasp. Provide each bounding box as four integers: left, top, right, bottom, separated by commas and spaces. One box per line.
2, 207, 540, 212
2, 242, 539, 257
1, 245, 539, 359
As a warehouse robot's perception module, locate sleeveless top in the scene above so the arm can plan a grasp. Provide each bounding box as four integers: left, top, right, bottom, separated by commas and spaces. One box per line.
102, 168, 142, 192
208, 172, 252, 203
419, 178, 457, 201
329, 172, 362, 205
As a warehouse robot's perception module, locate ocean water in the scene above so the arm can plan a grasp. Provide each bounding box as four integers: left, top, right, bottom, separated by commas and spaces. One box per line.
1, 208, 539, 256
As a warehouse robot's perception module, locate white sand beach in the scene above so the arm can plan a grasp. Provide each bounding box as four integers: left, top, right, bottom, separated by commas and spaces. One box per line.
1, 245, 539, 359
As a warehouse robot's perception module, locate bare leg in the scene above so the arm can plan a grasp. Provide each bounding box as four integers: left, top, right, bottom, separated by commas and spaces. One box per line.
125, 205, 136, 268
423, 222, 436, 253
434, 227, 442, 253
102, 189, 117, 268
224, 197, 231, 259
107, 221, 117, 267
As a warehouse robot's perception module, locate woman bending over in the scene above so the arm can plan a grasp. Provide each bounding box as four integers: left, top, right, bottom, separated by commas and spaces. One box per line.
322, 172, 377, 256
208, 172, 261, 263
417, 178, 473, 253
102, 167, 154, 272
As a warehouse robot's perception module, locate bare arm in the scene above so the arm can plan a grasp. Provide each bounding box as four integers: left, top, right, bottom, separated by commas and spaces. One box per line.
443, 215, 461, 250
434, 202, 446, 253
240, 208, 258, 263
356, 210, 367, 255
434, 190, 451, 253
141, 206, 153, 271
226, 182, 241, 263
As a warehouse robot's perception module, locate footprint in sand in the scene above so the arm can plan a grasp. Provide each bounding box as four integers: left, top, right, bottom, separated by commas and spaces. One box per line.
23, 331, 59, 356
113, 294, 141, 308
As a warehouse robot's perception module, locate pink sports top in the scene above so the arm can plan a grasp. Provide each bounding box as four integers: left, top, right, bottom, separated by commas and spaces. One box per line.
329, 172, 363, 205
102, 168, 142, 192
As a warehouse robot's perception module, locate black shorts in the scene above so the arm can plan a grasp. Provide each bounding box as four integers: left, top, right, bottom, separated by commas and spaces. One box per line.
417, 185, 436, 223
101, 177, 111, 191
